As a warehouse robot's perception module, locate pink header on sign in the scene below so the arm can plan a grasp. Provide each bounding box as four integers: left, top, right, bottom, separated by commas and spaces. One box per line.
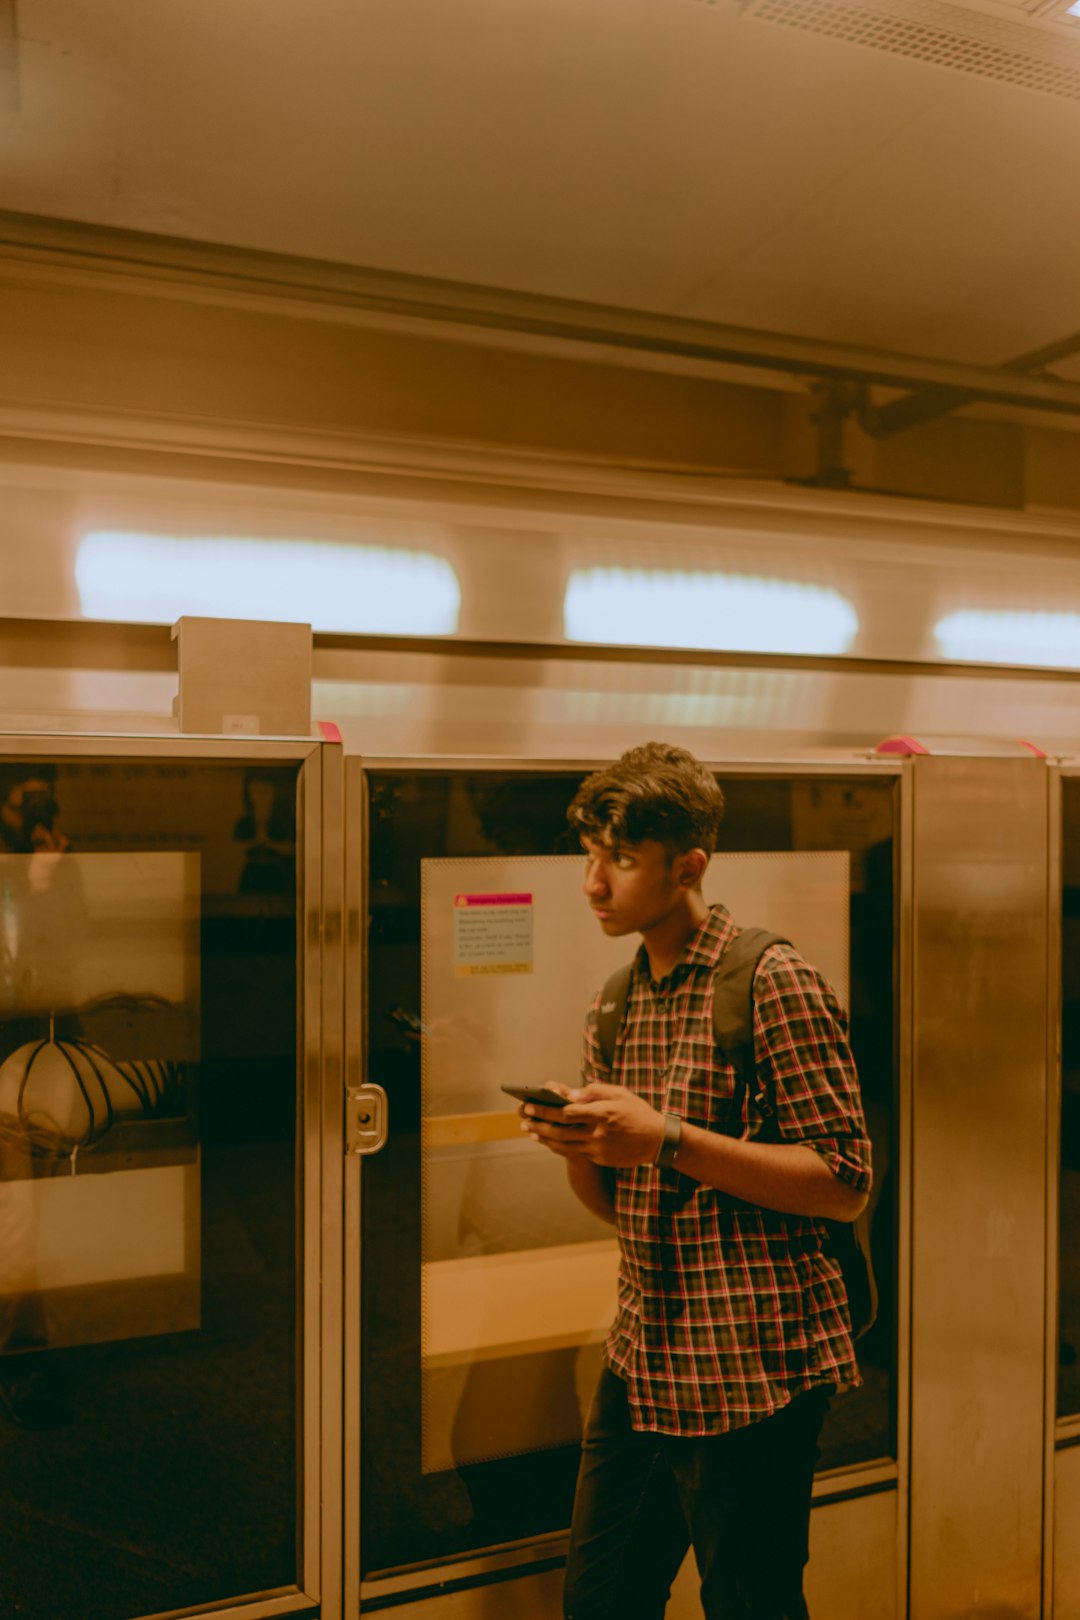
455, 892, 532, 907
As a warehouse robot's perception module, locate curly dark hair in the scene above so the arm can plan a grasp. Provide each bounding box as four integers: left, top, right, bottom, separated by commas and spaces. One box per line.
567, 742, 725, 857
0, 762, 57, 805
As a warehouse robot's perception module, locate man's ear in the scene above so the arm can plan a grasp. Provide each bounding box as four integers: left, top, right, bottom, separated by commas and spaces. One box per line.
676, 848, 709, 889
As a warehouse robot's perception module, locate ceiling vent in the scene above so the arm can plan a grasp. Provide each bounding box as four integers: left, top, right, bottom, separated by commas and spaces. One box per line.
739, 0, 1080, 100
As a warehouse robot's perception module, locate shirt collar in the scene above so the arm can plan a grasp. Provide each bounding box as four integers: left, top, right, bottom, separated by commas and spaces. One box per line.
632, 902, 739, 983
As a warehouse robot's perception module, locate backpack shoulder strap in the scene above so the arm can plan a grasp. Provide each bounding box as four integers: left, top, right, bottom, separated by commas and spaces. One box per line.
593, 929, 789, 1070
713, 929, 878, 1336
593, 963, 634, 1072
710, 928, 789, 1054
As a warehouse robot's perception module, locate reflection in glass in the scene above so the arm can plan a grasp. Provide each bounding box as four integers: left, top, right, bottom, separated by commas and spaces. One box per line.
363, 770, 897, 1574
936, 607, 1080, 668
0, 849, 199, 1356
76, 530, 462, 634
421, 859, 617, 1474
0, 756, 301, 1620
564, 569, 858, 654
1060, 778, 1080, 1415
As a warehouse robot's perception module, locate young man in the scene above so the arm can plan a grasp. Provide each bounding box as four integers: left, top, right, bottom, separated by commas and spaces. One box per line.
521, 742, 871, 1620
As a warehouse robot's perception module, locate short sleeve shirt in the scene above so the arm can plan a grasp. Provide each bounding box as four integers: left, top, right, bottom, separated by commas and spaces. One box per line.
585, 903, 873, 1436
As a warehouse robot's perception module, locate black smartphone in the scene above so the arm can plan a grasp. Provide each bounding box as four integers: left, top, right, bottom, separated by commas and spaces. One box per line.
500, 1084, 571, 1109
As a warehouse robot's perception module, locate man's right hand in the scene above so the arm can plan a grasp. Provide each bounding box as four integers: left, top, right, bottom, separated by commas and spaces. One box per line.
517, 1087, 618, 1222
517, 1085, 588, 1157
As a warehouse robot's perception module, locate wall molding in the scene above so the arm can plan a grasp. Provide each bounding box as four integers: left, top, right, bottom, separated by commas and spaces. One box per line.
3, 209, 1080, 418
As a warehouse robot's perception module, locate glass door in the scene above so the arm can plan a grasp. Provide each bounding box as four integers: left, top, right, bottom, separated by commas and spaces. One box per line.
0, 738, 333, 1620
349, 762, 901, 1605
1053, 770, 1080, 1612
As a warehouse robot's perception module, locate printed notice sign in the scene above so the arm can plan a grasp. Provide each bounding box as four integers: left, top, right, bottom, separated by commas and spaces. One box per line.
453, 892, 533, 975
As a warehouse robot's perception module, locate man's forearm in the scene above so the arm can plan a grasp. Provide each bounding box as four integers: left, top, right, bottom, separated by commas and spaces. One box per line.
567, 1158, 617, 1224
526, 1084, 867, 1220
675, 1124, 866, 1221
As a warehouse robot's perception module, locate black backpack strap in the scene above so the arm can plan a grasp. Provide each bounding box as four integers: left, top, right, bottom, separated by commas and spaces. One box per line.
718, 928, 878, 1339
709, 928, 788, 1055
711, 928, 788, 1132
593, 963, 634, 1072
592, 929, 787, 1076
593, 930, 788, 1075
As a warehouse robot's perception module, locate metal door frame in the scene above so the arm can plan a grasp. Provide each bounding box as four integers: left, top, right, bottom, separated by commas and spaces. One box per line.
0, 731, 342, 1620
1046, 765, 1079, 1620
343, 753, 911, 1620
905, 754, 1050, 1620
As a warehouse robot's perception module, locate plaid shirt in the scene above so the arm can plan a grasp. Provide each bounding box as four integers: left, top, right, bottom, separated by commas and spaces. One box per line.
584, 903, 872, 1437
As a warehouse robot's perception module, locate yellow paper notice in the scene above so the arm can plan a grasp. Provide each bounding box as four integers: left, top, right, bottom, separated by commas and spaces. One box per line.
453, 892, 533, 975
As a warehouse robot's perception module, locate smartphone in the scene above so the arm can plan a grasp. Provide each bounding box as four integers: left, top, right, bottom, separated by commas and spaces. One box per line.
501, 1084, 570, 1109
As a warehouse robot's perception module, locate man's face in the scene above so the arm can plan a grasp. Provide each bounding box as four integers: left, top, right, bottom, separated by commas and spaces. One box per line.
0, 778, 56, 852
581, 834, 689, 938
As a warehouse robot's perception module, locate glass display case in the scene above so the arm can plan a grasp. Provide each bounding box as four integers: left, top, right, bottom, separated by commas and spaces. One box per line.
354, 763, 899, 1583
0, 737, 336, 1620
1059, 774, 1080, 1420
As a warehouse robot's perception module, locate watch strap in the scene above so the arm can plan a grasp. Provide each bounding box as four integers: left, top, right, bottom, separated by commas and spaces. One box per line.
654, 1111, 682, 1170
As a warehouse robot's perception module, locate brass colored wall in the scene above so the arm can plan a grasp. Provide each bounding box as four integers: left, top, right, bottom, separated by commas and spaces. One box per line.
2, 247, 1080, 514
0, 264, 785, 477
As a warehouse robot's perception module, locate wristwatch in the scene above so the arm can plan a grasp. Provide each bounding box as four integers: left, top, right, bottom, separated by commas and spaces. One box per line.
654, 1111, 682, 1170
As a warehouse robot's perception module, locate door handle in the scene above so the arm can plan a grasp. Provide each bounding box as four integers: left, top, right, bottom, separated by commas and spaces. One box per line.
345, 1084, 389, 1155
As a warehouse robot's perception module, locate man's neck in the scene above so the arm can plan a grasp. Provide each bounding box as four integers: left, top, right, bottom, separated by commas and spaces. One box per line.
642, 892, 709, 982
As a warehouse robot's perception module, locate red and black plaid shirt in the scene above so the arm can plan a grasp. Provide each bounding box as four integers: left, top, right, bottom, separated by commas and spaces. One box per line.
584, 903, 872, 1437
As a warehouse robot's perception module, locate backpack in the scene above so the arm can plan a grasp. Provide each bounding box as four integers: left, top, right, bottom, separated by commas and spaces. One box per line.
593, 927, 878, 1341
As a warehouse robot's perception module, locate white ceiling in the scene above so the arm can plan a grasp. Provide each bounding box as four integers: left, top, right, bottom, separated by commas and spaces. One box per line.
1, 0, 1080, 373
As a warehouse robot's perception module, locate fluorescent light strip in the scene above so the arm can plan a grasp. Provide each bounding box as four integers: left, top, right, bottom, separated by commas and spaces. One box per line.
935, 608, 1080, 668
75, 533, 461, 635
563, 569, 858, 655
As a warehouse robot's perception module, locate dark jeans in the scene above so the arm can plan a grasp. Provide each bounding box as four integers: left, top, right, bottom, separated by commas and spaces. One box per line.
563, 1367, 829, 1620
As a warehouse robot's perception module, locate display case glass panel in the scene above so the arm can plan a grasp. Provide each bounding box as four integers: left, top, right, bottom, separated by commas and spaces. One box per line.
361, 768, 897, 1575
1060, 776, 1080, 1417
0, 751, 305, 1620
